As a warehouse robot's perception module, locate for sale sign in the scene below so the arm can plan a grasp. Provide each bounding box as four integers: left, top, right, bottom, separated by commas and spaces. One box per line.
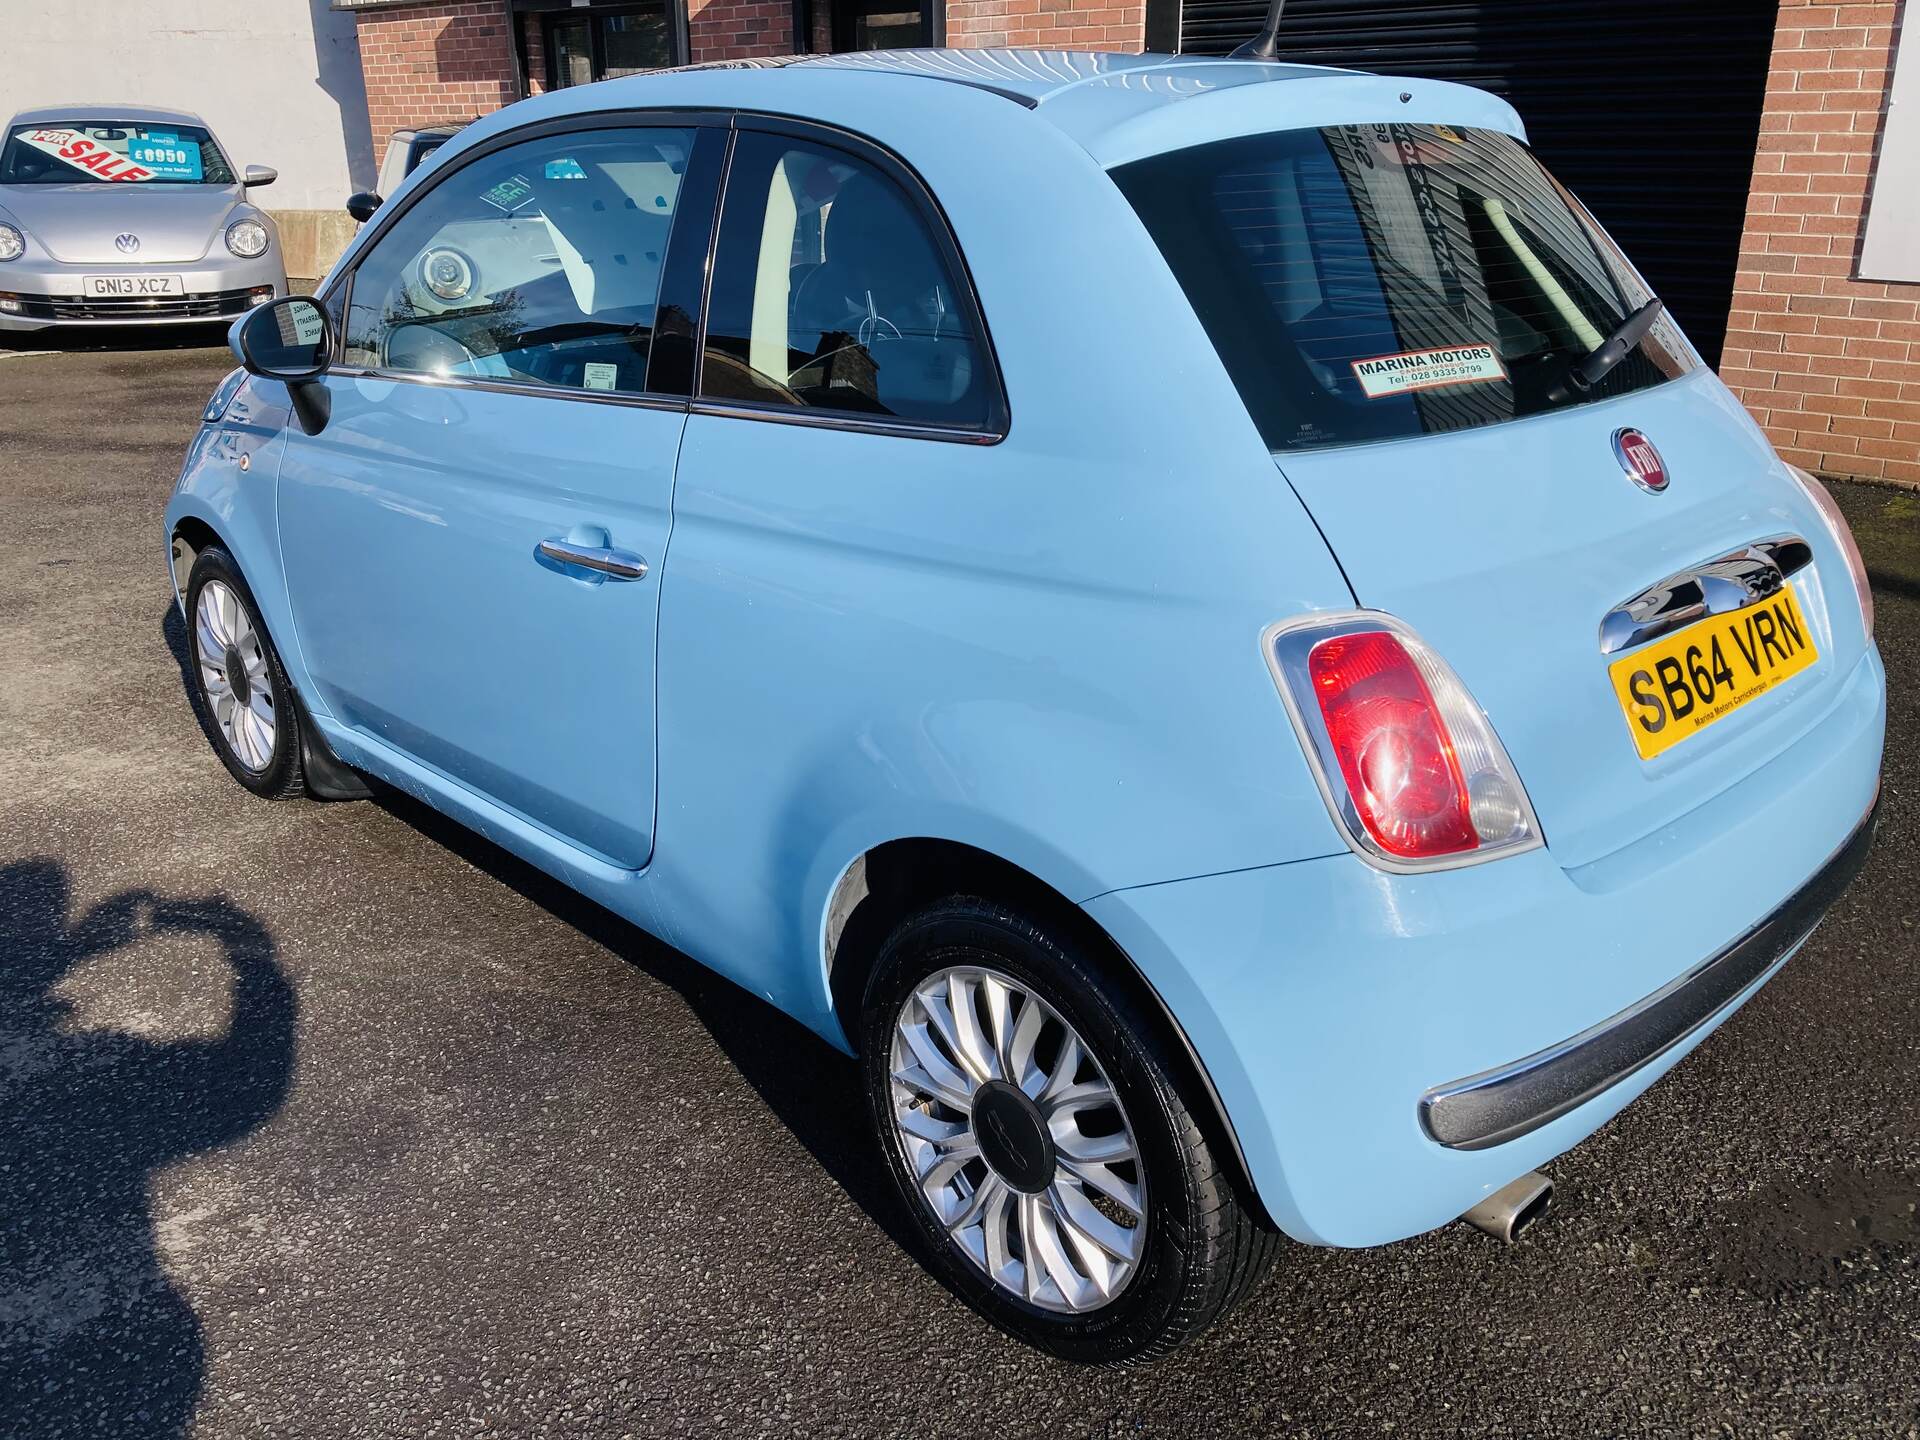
1350, 343, 1508, 399
15, 128, 158, 183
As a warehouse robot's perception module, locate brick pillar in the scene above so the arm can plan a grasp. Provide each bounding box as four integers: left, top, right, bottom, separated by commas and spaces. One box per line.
353, 1, 520, 168
1723, 1, 1919, 485
946, 0, 1145, 51
687, 0, 795, 61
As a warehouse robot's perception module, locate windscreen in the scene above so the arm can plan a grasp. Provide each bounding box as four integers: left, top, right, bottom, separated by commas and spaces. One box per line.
0, 122, 234, 185
1112, 124, 1696, 451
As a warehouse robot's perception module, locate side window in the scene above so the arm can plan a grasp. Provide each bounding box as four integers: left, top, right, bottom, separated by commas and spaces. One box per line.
343, 126, 695, 394
701, 132, 996, 430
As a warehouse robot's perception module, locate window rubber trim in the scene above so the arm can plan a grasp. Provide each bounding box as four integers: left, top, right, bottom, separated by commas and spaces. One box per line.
320, 105, 1010, 441
319, 106, 737, 399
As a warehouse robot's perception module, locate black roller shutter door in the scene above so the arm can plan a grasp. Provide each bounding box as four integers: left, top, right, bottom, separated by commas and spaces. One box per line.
1176, 0, 1779, 366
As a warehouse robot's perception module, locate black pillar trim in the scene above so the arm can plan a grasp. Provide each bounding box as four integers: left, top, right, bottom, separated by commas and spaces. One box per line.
508, 0, 531, 97
671, 0, 692, 65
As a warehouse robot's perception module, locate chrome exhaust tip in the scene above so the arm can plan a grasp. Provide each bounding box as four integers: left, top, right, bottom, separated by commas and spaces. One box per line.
1460, 1171, 1553, 1244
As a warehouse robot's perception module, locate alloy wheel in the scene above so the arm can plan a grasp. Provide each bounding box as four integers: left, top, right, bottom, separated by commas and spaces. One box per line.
887, 965, 1147, 1313
194, 579, 277, 773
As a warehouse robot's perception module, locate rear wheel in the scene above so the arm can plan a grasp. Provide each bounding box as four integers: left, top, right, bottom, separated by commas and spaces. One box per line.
184, 546, 306, 800
860, 897, 1279, 1363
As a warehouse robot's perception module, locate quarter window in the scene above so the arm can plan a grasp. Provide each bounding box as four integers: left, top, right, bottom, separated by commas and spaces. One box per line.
700, 133, 995, 430
343, 127, 696, 395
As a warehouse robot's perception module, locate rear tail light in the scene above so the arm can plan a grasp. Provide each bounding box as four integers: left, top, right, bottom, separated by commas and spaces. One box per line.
1266, 613, 1541, 870
1787, 464, 1874, 640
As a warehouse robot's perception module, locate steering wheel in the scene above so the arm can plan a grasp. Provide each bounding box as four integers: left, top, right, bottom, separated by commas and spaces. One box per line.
383, 320, 485, 377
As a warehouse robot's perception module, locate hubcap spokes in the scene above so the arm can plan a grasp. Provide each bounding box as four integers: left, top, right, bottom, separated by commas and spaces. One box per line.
195, 580, 276, 773
889, 966, 1147, 1313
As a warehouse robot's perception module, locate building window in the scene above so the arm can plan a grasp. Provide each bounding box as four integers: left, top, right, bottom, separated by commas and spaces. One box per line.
544, 3, 675, 88
827, 0, 933, 50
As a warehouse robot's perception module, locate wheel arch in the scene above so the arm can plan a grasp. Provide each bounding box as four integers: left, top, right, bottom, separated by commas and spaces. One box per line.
167, 510, 369, 801
168, 514, 224, 612
823, 835, 1276, 1229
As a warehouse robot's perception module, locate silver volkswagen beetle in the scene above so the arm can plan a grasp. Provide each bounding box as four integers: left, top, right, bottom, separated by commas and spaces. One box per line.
0, 104, 286, 334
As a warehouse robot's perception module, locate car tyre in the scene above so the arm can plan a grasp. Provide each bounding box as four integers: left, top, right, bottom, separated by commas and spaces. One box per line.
183, 545, 306, 801
860, 896, 1280, 1363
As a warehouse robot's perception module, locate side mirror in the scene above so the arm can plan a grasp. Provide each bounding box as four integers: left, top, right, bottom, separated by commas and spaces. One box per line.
243, 164, 278, 188
235, 296, 332, 434
346, 191, 382, 224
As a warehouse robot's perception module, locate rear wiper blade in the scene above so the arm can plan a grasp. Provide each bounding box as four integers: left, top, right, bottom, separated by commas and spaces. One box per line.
1546, 297, 1664, 404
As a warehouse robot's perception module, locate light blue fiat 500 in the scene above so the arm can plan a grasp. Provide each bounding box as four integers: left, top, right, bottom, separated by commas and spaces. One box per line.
166, 49, 1884, 1361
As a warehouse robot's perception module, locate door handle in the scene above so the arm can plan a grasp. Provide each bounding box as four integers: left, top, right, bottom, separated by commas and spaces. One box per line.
537, 538, 649, 581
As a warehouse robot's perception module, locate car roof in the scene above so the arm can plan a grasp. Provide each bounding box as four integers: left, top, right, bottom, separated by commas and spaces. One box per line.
784, 47, 1339, 106
519, 49, 1526, 167
7, 102, 210, 129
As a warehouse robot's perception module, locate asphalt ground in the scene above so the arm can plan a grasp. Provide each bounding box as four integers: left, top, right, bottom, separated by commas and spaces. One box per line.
1, 328, 1917, 1440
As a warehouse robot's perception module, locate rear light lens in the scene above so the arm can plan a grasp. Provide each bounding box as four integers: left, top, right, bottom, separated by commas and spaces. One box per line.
1787, 464, 1874, 639
1267, 614, 1541, 870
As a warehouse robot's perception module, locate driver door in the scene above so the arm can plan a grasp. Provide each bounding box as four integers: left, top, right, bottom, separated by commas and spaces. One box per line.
276, 122, 720, 868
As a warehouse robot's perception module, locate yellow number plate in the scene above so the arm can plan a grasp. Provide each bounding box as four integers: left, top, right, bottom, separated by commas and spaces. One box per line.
1608, 586, 1819, 761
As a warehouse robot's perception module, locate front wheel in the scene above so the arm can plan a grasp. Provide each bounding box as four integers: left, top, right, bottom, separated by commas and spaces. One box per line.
860, 898, 1280, 1363
183, 545, 306, 800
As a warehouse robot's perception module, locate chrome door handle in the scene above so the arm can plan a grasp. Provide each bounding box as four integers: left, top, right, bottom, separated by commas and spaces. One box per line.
537, 538, 649, 580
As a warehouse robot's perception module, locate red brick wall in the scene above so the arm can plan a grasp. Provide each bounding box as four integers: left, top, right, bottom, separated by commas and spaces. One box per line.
687, 0, 793, 61
355, 1, 520, 168
1724, 0, 1918, 485
946, 0, 1144, 51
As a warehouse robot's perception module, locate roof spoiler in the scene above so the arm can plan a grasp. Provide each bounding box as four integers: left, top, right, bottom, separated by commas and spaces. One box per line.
1230, 0, 1287, 60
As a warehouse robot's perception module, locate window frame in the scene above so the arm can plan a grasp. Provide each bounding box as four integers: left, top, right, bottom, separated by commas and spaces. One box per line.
542, 6, 680, 90
692, 114, 1009, 445
321, 110, 730, 413
318, 108, 1009, 443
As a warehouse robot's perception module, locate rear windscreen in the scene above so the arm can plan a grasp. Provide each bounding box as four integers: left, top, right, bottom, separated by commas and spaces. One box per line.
1112, 124, 1696, 452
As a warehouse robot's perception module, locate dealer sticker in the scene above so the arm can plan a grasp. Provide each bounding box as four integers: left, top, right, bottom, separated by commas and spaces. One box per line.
582, 362, 618, 391
128, 130, 203, 182
479, 174, 536, 213
1351, 344, 1507, 399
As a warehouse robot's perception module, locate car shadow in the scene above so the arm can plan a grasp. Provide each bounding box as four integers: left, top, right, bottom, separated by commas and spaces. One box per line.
363, 785, 929, 1261
163, 602, 945, 1316
0, 860, 296, 1439
0, 324, 234, 355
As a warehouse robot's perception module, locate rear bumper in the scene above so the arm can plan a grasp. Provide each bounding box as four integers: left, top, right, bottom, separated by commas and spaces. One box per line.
1086, 645, 1885, 1248
1420, 798, 1878, 1151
